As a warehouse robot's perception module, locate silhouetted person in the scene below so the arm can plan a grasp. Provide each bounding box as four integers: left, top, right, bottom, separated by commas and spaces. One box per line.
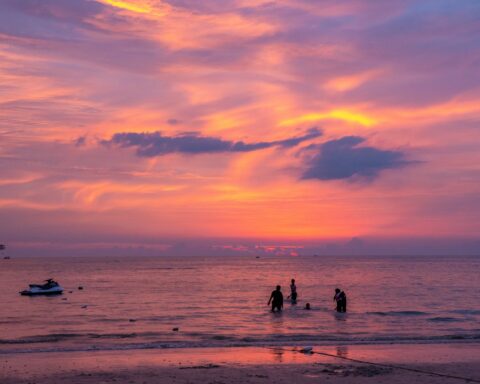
268, 285, 283, 312
334, 288, 347, 312
305, 302, 311, 310
288, 278, 297, 304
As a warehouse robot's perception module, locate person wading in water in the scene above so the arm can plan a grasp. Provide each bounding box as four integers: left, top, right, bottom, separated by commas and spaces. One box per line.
288, 278, 298, 304
333, 288, 347, 313
268, 285, 284, 312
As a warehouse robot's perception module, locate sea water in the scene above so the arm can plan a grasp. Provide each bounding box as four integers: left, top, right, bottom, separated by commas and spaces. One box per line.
0, 255, 479, 354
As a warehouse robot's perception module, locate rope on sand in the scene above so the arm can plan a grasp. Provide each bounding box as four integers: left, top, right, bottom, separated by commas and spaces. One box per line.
265, 347, 480, 383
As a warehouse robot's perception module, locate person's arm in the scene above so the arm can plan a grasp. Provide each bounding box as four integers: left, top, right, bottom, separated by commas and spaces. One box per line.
267, 292, 273, 305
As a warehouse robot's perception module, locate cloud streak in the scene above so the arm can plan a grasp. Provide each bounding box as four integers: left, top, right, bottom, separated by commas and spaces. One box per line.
101, 128, 322, 156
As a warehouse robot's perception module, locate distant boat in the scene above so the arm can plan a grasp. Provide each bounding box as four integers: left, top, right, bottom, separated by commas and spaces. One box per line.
3, 256, 10, 260
20, 279, 64, 296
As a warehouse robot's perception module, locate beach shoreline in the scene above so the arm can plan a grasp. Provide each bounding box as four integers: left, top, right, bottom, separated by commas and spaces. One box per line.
2, 342, 479, 384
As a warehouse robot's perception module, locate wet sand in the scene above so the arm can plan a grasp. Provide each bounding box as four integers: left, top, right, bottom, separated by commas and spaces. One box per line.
1, 343, 479, 384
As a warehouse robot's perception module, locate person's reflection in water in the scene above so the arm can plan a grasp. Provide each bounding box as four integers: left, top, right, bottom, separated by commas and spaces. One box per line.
336, 345, 348, 358
334, 311, 347, 321
269, 307, 284, 334
266, 305, 285, 362
270, 347, 284, 363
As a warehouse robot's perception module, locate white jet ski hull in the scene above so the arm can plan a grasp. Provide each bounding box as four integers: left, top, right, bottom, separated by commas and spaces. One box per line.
20, 286, 64, 296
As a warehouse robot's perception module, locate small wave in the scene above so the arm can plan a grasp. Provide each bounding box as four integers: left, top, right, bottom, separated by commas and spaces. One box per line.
0, 331, 167, 345
94, 318, 130, 323
210, 335, 236, 341
367, 311, 428, 317
449, 309, 480, 315
89, 333, 138, 339
0, 334, 80, 344
136, 267, 197, 271
1, 334, 480, 355
3, 324, 480, 350
428, 317, 460, 323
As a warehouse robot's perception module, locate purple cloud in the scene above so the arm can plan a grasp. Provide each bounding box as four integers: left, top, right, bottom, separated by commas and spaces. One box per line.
302, 136, 408, 181
101, 128, 322, 156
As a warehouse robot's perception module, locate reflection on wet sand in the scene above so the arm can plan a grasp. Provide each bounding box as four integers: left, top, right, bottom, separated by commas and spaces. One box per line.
268, 312, 285, 362
269, 347, 285, 363
336, 345, 349, 358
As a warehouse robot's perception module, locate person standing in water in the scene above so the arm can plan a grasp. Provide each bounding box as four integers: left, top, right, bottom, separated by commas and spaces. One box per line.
333, 288, 347, 312
268, 285, 284, 312
288, 278, 298, 304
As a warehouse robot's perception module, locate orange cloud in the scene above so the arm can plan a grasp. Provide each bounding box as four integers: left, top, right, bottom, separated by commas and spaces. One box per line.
325, 69, 385, 92
378, 97, 480, 125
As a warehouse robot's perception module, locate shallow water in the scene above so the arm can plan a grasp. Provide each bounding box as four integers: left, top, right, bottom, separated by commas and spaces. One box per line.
0, 255, 479, 353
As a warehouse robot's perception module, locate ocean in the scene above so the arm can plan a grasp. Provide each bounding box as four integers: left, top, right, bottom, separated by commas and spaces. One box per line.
0, 255, 479, 354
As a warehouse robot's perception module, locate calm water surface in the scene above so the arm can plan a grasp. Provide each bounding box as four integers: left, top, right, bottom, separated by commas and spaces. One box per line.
0, 255, 479, 354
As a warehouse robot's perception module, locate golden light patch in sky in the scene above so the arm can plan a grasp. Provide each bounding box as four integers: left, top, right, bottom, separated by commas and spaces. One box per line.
280, 109, 377, 127
99, 0, 165, 15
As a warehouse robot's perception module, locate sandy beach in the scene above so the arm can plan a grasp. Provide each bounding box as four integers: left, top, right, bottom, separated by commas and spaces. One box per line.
2, 343, 479, 384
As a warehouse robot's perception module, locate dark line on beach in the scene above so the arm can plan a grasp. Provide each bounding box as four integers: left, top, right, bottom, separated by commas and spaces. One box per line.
266, 347, 480, 383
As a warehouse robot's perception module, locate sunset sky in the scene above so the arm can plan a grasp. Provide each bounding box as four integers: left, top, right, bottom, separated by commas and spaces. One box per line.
1, 0, 480, 256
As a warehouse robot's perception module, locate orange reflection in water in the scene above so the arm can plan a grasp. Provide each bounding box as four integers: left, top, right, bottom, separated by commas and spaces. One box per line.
336, 345, 349, 358
269, 347, 284, 363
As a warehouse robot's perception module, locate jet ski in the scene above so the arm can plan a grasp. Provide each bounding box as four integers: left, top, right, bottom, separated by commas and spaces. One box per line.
20, 278, 64, 296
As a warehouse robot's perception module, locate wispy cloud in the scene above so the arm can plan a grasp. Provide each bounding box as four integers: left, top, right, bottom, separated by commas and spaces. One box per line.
101, 128, 322, 156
